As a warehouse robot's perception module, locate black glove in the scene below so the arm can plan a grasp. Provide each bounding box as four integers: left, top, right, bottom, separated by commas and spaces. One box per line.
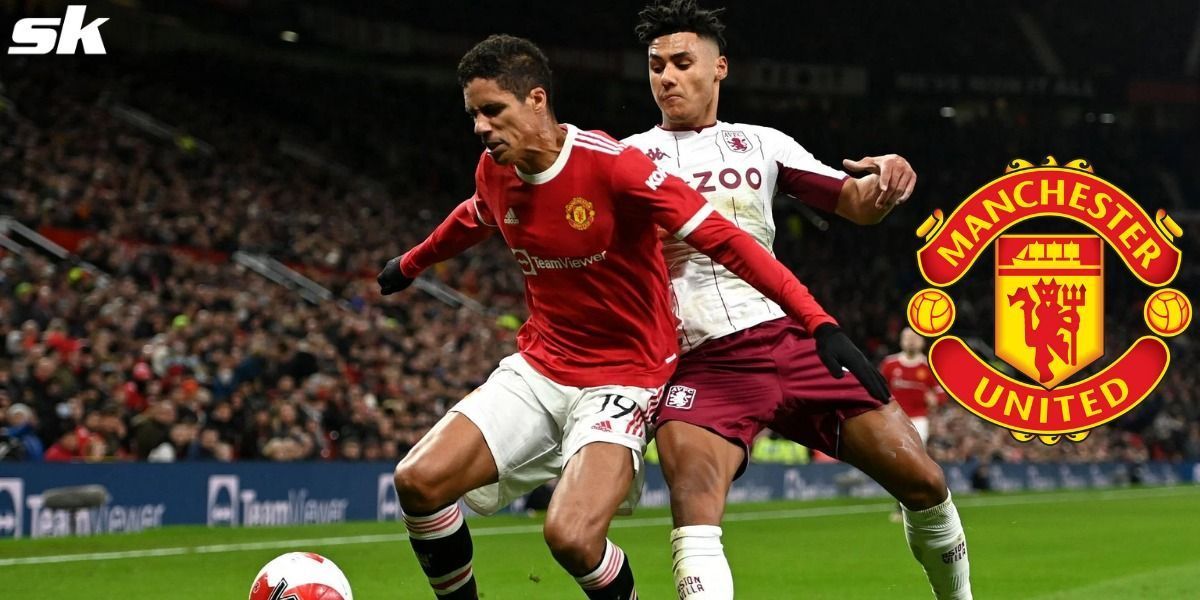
813, 323, 891, 402
377, 256, 414, 295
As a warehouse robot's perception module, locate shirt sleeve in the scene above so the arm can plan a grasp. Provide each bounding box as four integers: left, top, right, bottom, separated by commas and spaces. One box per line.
399, 155, 497, 276
773, 130, 848, 213
610, 146, 711, 236
399, 197, 495, 277
611, 147, 836, 334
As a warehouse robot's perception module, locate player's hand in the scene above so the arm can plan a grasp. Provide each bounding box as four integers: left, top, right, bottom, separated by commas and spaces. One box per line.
377, 256, 414, 295
842, 154, 916, 209
813, 324, 891, 402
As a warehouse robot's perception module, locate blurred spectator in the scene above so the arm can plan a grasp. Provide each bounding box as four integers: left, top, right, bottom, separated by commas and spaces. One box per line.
44, 429, 82, 462
148, 422, 196, 463
0, 403, 44, 461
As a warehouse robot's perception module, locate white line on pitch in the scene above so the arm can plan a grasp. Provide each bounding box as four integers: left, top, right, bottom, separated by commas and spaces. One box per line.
0, 485, 1194, 567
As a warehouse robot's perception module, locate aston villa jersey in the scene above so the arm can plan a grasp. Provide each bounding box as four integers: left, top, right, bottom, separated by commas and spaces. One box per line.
624, 122, 848, 352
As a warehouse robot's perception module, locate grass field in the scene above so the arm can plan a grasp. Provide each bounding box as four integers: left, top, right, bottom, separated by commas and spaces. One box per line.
2, 485, 1198, 599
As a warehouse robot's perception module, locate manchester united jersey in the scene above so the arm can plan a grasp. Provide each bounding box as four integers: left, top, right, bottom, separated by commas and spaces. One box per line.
879, 353, 945, 418
401, 124, 835, 388
623, 122, 848, 352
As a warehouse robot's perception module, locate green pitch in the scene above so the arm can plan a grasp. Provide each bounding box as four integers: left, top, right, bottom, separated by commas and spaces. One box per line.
2, 486, 1197, 599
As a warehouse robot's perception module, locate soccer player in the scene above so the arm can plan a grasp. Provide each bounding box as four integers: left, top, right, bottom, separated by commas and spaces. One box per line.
881, 327, 946, 447
378, 34, 872, 600
624, 2, 972, 598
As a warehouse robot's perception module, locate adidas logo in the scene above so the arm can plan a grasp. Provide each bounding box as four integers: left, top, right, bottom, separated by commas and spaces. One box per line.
591, 420, 612, 433
504, 208, 519, 225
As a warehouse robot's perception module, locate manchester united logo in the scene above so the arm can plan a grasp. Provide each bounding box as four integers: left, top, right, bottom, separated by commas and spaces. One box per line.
995, 235, 1104, 387
909, 156, 1187, 445
565, 197, 595, 231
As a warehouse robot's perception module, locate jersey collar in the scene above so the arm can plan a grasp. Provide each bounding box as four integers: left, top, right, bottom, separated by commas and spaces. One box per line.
515, 124, 577, 185
657, 121, 720, 134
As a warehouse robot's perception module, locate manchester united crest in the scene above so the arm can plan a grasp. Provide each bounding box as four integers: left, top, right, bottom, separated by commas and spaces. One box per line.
995, 235, 1104, 388
565, 197, 595, 231
908, 157, 1188, 445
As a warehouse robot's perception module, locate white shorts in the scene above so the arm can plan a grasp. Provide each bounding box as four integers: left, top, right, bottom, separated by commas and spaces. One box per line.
451, 353, 659, 516
910, 416, 930, 445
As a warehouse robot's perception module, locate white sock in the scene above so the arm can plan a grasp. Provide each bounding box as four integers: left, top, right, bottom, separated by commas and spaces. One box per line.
671, 525, 734, 599
903, 491, 972, 600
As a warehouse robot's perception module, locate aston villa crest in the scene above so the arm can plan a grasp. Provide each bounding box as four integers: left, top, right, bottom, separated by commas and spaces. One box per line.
721, 131, 752, 154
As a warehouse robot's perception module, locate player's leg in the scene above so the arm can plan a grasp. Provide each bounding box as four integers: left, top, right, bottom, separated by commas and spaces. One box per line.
655, 336, 782, 600
394, 355, 562, 600
543, 384, 659, 599
394, 412, 498, 512
837, 403, 946, 509
891, 414, 930, 522
392, 411, 493, 599
543, 442, 639, 599
393, 412, 496, 599
838, 405, 971, 600
657, 422, 743, 527
656, 420, 743, 600
910, 415, 931, 447
772, 321, 970, 600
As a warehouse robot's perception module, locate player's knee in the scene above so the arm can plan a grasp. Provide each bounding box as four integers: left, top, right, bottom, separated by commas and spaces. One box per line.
393, 459, 448, 513
543, 514, 605, 574
899, 462, 949, 511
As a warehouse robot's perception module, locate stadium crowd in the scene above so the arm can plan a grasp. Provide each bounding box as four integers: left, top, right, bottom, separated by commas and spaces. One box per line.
1, 49, 1196, 468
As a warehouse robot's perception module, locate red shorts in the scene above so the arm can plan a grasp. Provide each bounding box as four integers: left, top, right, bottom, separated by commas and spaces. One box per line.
655, 317, 887, 476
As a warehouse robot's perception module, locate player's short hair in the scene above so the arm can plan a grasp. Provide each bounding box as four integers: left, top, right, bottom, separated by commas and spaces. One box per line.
456, 34, 554, 103
635, 0, 727, 54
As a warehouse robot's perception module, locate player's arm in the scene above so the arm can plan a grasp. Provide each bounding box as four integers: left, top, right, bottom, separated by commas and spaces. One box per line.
772, 130, 914, 225
924, 390, 939, 411
377, 196, 496, 295
928, 381, 948, 408
836, 155, 916, 225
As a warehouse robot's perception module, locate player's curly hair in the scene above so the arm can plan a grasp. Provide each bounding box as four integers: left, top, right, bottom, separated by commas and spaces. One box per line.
634, 0, 727, 53
456, 34, 554, 103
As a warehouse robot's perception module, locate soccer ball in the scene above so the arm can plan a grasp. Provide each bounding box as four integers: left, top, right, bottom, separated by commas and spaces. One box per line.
249, 552, 353, 600
907, 289, 954, 336
1144, 289, 1191, 336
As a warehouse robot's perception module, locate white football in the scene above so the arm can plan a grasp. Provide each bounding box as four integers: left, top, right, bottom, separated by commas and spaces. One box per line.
249, 552, 354, 600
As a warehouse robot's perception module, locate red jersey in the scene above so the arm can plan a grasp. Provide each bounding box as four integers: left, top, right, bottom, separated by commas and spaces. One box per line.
401, 124, 834, 388
879, 353, 945, 418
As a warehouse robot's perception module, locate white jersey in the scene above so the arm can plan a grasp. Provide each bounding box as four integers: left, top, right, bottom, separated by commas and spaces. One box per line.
623, 122, 847, 353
